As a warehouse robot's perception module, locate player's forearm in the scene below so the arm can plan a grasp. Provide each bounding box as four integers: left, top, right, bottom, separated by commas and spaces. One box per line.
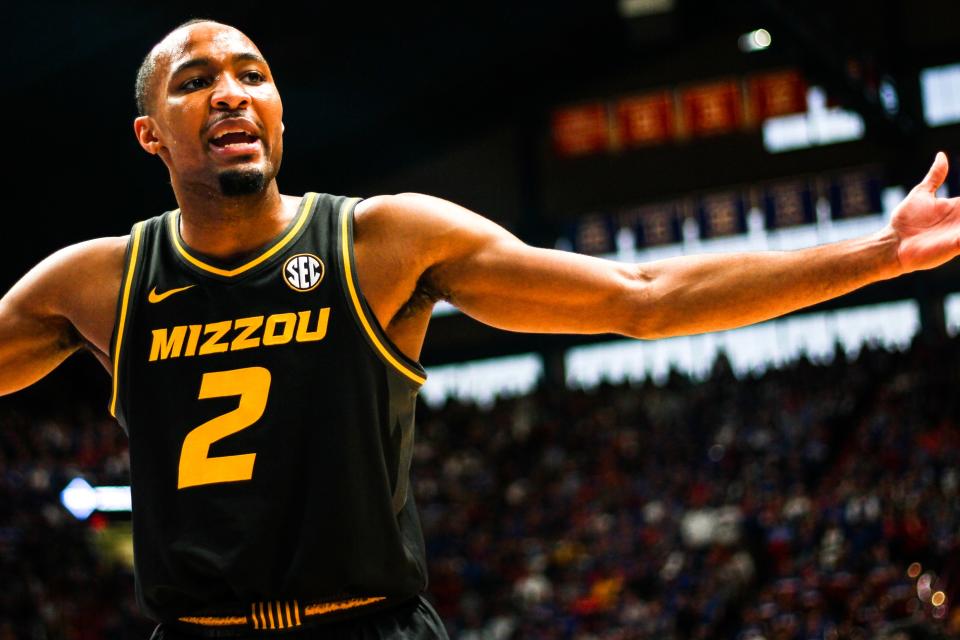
626, 227, 902, 339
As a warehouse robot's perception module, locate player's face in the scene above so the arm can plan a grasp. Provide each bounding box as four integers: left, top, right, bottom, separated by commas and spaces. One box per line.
142, 24, 284, 195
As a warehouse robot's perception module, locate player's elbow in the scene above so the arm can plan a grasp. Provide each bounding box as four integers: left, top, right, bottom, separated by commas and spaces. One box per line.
611, 265, 668, 340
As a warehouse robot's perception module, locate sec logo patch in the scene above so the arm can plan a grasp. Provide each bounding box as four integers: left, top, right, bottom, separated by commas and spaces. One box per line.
283, 253, 324, 291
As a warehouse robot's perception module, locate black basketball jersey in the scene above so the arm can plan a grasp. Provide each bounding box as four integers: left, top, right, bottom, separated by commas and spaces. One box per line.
109, 193, 429, 633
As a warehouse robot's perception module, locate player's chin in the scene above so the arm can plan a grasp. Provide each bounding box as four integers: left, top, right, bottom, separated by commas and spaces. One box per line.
217, 166, 269, 196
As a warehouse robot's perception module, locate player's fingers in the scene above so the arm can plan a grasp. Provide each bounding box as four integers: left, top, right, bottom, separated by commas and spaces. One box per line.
918, 152, 949, 194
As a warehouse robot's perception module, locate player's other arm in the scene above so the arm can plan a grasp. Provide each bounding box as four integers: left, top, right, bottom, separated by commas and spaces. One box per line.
368, 153, 958, 339
0, 238, 126, 395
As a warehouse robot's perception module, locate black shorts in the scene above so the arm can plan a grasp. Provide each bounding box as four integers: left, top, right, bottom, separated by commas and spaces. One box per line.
149, 596, 450, 640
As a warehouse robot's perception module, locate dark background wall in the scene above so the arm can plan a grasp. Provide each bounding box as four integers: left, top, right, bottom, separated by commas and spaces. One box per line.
4, 0, 960, 373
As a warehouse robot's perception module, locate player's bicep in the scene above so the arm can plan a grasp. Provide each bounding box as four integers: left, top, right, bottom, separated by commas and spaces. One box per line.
431, 227, 648, 336
0, 242, 108, 395
365, 193, 654, 336
0, 291, 79, 395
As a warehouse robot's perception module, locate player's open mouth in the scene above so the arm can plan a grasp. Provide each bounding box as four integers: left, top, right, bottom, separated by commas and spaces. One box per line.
211, 131, 258, 147
208, 131, 262, 158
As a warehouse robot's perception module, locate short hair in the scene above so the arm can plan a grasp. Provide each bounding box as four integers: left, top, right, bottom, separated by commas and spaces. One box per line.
134, 18, 219, 116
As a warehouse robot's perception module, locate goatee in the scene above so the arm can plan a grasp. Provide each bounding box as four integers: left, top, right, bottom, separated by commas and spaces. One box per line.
218, 169, 267, 196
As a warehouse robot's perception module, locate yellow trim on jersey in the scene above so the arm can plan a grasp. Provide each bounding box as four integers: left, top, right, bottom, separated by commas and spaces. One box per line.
177, 616, 247, 626
339, 199, 427, 386
168, 193, 317, 277
177, 596, 380, 630
110, 222, 144, 418
304, 596, 386, 617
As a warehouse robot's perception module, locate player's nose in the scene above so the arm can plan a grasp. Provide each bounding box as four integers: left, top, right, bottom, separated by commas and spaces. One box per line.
210, 74, 250, 111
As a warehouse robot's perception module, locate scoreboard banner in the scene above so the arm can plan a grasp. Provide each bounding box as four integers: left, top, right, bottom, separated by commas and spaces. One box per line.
564, 167, 884, 254
634, 201, 685, 247
829, 171, 883, 219
615, 91, 675, 147
747, 70, 807, 122
764, 179, 815, 228
697, 190, 747, 238
679, 80, 743, 138
553, 68, 808, 157
552, 103, 611, 156
574, 213, 621, 255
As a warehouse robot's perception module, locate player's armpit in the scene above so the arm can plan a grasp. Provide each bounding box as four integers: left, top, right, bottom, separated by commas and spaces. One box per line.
0, 237, 127, 395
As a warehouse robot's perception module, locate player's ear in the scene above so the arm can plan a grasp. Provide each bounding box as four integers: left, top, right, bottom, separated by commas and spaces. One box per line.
133, 116, 163, 155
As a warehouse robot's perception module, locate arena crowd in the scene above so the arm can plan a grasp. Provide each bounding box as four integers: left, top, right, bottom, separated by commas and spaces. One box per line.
2, 332, 959, 639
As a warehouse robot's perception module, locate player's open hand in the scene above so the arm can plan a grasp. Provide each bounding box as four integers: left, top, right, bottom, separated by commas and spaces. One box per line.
889, 152, 960, 274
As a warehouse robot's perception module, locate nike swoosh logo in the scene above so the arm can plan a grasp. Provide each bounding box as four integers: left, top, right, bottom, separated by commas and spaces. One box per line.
148, 284, 195, 304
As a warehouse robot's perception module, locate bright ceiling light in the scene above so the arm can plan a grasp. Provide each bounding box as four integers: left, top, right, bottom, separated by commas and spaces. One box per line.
618, 0, 675, 18
739, 29, 772, 52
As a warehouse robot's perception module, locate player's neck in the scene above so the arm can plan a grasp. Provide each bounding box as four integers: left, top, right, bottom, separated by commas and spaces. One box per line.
174, 181, 296, 262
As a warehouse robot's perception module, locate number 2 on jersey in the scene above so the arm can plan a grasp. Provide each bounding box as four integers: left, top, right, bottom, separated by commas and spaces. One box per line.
178, 367, 272, 489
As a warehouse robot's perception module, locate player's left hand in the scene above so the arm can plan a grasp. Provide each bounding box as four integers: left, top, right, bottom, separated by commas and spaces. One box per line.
889, 152, 960, 274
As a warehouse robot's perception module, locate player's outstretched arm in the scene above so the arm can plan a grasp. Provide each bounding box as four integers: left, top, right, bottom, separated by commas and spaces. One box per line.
0, 238, 127, 395
362, 153, 958, 340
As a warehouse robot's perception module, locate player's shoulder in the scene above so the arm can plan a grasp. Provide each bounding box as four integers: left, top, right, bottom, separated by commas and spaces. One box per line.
354, 193, 517, 269
42, 236, 129, 279
10, 236, 130, 334
356, 193, 478, 225
354, 193, 498, 241
25, 236, 130, 311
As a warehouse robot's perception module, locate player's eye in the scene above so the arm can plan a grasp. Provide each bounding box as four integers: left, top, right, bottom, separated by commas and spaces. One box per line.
180, 77, 210, 91
242, 70, 265, 83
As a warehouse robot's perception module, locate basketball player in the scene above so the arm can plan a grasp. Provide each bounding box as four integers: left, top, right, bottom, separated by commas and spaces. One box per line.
1, 18, 958, 639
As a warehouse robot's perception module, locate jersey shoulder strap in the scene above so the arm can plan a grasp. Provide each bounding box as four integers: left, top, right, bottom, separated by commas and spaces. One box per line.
331, 197, 427, 387
108, 213, 167, 424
